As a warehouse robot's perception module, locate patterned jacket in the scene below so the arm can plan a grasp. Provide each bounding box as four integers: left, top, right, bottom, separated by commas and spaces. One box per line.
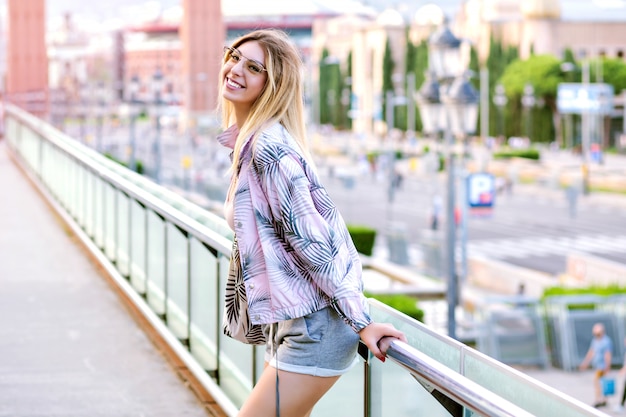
217, 123, 372, 333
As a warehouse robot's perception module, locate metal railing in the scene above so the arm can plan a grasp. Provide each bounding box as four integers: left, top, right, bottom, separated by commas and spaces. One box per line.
378, 338, 534, 417
4, 103, 607, 417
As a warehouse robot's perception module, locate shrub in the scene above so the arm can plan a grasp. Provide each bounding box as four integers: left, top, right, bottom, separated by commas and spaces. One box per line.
492, 148, 540, 160
543, 285, 626, 310
543, 285, 626, 298
347, 225, 376, 256
365, 292, 424, 322
104, 152, 144, 174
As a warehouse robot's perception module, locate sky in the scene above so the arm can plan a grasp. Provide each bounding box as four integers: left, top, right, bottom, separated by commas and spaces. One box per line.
41, 0, 626, 27
1, 0, 624, 31
40, 0, 463, 26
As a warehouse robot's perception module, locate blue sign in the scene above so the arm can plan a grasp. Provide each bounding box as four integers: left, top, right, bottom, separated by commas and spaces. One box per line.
557, 83, 614, 115
467, 173, 495, 208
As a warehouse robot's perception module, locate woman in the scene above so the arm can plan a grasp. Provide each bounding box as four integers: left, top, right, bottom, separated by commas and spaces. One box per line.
217, 29, 406, 417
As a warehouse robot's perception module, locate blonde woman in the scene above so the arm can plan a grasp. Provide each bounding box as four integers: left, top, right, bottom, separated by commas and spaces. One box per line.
217, 29, 406, 417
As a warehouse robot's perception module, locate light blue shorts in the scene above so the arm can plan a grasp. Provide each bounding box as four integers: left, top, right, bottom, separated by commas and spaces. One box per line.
263, 306, 360, 377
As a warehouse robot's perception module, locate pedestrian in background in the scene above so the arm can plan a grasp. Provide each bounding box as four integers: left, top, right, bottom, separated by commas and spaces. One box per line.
430, 194, 442, 230
217, 29, 406, 417
579, 323, 613, 408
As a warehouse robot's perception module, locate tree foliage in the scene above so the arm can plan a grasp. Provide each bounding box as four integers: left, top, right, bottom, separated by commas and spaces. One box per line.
499, 55, 562, 142
594, 58, 626, 94
485, 36, 519, 139
319, 48, 330, 125
318, 48, 345, 129
382, 37, 394, 131
499, 55, 562, 99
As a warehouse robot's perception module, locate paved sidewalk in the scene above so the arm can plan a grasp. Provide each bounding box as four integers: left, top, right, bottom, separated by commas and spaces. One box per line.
522, 367, 623, 417
0, 140, 214, 416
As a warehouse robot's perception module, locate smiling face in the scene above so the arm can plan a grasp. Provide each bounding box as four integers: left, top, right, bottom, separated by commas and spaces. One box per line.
221, 41, 268, 121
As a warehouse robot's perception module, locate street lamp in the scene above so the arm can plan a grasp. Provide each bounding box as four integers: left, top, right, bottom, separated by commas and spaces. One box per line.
428, 25, 462, 82
384, 76, 407, 206
152, 69, 164, 184
415, 71, 443, 136
128, 74, 140, 173
493, 84, 508, 140
445, 72, 479, 296
443, 73, 480, 139
416, 25, 478, 340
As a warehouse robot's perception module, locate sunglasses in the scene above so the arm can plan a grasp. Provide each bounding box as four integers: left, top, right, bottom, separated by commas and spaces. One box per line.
223, 46, 267, 75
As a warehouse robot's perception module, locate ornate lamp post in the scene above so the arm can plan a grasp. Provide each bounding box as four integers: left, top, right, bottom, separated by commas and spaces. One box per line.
416, 25, 478, 340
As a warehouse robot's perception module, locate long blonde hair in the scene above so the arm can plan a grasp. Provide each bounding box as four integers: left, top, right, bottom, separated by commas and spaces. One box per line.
219, 30, 313, 193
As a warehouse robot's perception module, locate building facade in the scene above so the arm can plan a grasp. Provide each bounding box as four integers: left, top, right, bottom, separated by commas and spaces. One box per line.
6, 0, 48, 117
456, 0, 626, 62
180, 0, 224, 126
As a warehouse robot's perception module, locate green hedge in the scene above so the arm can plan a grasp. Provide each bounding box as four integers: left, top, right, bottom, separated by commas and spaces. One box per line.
347, 225, 376, 256
543, 285, 626, 310
492, 148, 540, 160
365, 292, 424, 322
543, 285, 626, 298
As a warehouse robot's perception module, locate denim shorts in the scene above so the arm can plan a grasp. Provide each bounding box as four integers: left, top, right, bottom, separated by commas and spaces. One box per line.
263, 306, 360, 377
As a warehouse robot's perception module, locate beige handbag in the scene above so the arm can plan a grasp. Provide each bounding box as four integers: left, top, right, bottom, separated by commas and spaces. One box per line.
222, 237, 266, 345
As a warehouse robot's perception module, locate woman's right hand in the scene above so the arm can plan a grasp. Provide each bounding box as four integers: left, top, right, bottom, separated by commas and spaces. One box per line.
359, 322, 407, 362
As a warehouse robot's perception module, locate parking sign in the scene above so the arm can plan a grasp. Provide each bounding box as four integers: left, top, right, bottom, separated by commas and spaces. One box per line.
467, 173, 495, 208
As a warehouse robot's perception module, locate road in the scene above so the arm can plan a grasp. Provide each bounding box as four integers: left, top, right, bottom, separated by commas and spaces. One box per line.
316, 154, 626, 277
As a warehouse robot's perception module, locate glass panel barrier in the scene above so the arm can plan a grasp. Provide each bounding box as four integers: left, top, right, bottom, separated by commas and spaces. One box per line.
313, 361, 365, 417
116, 191, 130, 277
369, 302, 461, 417
67, 158, 78, 219
103, 183, 117, 261
463, 349, 592, 417
129, 200, 147, 294
146, 210, 166, 316
93, 174, 105, 249
371, 357, 451, 417
166, 222, 190, 339
76, 162, 86, 228
84, 168, 94, 238
370, 300, 461, 372
5, 103, 608, 417
189, 237, 219, 371
218, 336, 255, 409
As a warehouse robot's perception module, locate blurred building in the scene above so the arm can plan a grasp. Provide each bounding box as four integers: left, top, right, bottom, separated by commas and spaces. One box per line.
6, 0, 48, 117
456, 0, 626, 61
124, 9, 183, 105
312, 5, 444, 138
180, 0, 224, 126
312, 0, 626, 139
120, 0, 374, 128
47, 13, 90, 124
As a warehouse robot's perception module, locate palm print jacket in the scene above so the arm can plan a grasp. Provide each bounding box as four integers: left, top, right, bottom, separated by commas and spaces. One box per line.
217, 123, 372, 333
